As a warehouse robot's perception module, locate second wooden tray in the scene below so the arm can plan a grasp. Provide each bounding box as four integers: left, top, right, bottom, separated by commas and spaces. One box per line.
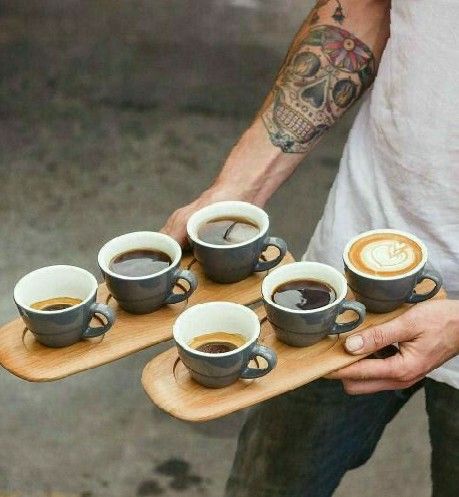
0, 248, 293, 382
141, 283, 446, 422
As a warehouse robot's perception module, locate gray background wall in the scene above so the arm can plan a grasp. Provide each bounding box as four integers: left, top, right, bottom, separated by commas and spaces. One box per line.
0, 1, 430, 496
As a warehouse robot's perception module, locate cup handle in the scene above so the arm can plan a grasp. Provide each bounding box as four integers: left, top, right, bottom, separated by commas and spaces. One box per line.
405, 266, 443, 304
330, 300, 366, 335
165, 268, 198, 305
82, 303, 116, 339
254, 236, 288, 272
240, 343, 277, 379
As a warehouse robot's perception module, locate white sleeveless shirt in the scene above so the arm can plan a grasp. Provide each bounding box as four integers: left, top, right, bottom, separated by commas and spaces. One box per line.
303, 0, 459, 388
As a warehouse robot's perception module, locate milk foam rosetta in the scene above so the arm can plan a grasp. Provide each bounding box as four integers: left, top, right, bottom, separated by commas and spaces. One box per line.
348, 233, 423, 277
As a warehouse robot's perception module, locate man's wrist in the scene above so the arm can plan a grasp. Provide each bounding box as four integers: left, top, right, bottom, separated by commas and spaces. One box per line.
213, 119, 305, 206
203, 181, 256, 204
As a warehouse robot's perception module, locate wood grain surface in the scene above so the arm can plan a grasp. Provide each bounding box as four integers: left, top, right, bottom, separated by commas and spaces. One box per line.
0, 248, 293, 382
141, 282, 446, 422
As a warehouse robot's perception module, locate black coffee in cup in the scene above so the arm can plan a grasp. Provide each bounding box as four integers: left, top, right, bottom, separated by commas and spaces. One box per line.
109, 249, 172, 277
31, 297, 83, 311
272, 279, 337, 311
197, 217, 260, 246
189, 332, 247, 354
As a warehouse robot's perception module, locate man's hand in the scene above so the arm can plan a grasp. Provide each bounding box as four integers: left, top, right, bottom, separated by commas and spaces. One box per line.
161, 184, 253, 247
329, 300, 459, 394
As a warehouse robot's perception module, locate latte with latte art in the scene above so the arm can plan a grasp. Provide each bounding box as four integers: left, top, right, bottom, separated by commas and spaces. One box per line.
347, 232, 423, 277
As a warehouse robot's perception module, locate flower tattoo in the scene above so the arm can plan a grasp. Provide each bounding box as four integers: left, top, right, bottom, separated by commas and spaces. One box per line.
322, 27, 372, 72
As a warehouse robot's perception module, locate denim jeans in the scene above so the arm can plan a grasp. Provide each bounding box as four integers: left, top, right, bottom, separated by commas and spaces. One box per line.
225, 378, 459, 497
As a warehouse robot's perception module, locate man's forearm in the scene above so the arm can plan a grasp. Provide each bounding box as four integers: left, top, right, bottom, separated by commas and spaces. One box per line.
212, 0, 390, 206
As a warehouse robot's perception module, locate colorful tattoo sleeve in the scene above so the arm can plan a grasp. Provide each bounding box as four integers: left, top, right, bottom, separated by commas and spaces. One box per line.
262, 20, 375, 153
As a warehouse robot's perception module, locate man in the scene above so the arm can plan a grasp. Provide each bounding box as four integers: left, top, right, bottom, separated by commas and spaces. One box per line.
162, 1, 459, 495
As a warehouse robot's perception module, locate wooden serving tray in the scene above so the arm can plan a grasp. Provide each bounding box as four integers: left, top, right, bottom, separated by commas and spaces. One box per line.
141, 282, 446, 422
0, 248, 293, 382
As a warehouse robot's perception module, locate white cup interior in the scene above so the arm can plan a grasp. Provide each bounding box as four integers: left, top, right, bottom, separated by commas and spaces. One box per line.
186, 201, 269, 248
262, 261, 348, 313
173, 301, 260, 356
343, 228, 428, 280
98, 231, 182, 280
13, 265, 97, 313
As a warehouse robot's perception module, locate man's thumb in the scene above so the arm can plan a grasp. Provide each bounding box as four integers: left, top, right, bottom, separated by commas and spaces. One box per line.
344, 318, 405, 355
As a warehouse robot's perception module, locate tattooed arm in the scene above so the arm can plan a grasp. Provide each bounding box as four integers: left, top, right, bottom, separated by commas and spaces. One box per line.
162, 0, 390, 244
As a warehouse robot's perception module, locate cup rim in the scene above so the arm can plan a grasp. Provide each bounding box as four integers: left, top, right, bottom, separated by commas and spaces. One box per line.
13, 265, 98, 314
97, 231, 181, 281
261, 261, 348, 314
173, 301, 260, 357
343, 229, 428, 281
186, 201, 269, 249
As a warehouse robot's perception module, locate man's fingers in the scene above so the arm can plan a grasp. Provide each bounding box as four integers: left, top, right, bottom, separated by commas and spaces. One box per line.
328, 355, 406, 381
344, 315, 415, 355
342, 378, 418, 395
160, 214, 189, 247
161, 226, 188, 247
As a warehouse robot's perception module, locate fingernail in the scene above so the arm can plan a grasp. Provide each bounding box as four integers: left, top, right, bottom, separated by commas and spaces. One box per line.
346, 335, 364, 352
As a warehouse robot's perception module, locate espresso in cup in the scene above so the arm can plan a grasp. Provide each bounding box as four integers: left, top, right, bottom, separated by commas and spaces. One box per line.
197, 217, 260, 246
31, 296, 83, 311
343, 229, 443, 313
262, 262, 366, 347
98, 232, 197, 314
173, 302, 277, 388
14, 265, 115, 348
187, 201, 287, 284
189, 331, 247, 353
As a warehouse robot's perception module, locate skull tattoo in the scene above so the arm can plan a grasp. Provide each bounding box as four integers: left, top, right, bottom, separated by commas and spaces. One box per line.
262, 25, 375, 153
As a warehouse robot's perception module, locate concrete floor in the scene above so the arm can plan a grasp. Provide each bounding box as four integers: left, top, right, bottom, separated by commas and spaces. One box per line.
0, 1, 431, 496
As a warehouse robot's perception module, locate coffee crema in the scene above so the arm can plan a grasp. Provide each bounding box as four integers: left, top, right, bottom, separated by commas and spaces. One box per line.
109, 248, 172, 277
197, 217, 260, 246
348, 233, 423, 277
31, 297, 83, 311
189, 332, 247, 354
272, 279, 336, 311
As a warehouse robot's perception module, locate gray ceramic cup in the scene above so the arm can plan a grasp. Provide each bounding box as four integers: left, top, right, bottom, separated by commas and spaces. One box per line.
98, 231, 197, 314
262, 262, 366, 347
14, 265, 115, 348
343, 229, 443, 313
173, 302, 277, 388
186, 201, 287, 284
